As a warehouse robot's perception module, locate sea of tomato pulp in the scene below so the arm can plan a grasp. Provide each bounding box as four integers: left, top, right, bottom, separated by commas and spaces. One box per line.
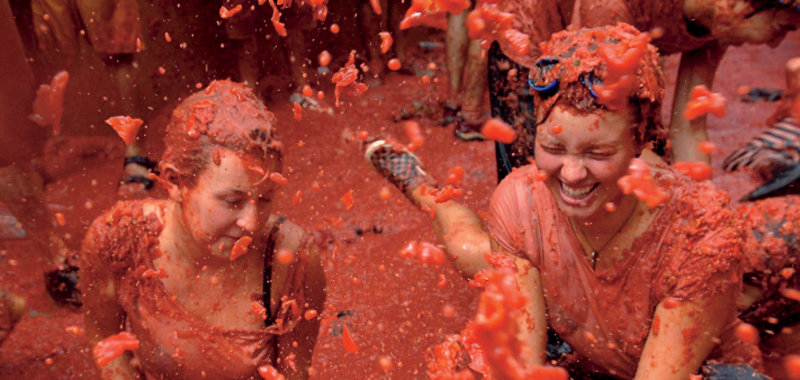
0, 29, 798, 379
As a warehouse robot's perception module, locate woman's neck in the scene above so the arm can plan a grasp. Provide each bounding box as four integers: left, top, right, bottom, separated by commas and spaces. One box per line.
572, 194, 639, 248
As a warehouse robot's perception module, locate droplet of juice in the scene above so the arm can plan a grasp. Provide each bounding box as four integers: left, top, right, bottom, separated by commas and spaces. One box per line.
330, 23, 340, 34
318, 51, 332, 67
276, 249, 295, 265
387, 58, 402, 71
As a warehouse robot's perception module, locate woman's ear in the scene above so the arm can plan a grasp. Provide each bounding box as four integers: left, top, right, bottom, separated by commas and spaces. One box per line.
161, 164, 183, 201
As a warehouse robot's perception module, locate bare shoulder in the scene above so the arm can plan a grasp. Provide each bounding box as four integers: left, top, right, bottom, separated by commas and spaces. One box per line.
267, 215, 309, 256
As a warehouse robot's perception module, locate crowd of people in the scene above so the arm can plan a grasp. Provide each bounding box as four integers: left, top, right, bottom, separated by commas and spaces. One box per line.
1, 0, 800, 379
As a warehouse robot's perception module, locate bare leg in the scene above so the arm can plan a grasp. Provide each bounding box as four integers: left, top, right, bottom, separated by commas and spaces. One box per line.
282, 28, 310, 89
668, 42, 727, 163
460, 39, 489, 122
239, 35, 260, 89
446, 11, 468, 94
115, 57, 155, 194
359, 0, 388, 79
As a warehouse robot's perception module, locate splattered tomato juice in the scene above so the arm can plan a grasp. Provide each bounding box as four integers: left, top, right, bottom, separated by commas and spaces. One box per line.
0, 6, 798, 377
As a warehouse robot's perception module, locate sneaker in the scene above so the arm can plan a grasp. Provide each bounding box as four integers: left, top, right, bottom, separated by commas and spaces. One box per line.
365, 140, 434, 194
453, 119, 485, 141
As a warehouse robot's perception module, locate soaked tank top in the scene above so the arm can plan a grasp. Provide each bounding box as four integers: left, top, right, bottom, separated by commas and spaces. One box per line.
83, 201, 304, 379
488, 164, 742, 378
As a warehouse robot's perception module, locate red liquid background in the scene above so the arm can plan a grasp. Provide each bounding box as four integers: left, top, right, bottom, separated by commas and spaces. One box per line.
0, 12, 798, 379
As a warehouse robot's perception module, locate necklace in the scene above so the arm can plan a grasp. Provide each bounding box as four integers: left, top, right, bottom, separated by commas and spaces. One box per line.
570, 204, 637, 270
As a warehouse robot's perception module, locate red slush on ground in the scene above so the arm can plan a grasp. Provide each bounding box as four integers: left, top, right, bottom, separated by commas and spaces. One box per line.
332, 50, 368, 107
93, 332, 140, 367
480, 118, 516, 143
30, 70, 69, 136
684, 85, 726, 121
230, 236, 253, 261
617, 158, 669, 208
105, 116, 144, 145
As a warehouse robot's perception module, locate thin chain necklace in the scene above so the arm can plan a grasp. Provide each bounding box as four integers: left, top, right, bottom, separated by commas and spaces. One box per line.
570, 204, 637, 270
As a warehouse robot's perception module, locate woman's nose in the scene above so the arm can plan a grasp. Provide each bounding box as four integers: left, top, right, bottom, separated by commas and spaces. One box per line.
236, 204, 259, 232
560, 156, 587, 183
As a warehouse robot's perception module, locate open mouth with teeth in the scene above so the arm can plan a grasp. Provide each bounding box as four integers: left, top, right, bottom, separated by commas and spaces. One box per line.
559, 182, 599, 204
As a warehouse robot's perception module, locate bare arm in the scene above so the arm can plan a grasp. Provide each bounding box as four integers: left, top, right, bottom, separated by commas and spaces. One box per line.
81, 236, 139, 380
491, 237, 549, 367
634, 286, 737, 379
273, 219, 325, 379
409, 186, 492, 277
668, 42, 727, 163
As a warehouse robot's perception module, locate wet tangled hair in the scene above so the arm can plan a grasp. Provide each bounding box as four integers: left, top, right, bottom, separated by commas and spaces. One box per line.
160, 80, 281, 187
529, 23, 667, 150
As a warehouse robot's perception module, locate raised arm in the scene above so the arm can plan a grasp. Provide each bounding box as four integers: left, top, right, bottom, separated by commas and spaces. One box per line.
365, 140, 492, 277
408, 186, 492, 277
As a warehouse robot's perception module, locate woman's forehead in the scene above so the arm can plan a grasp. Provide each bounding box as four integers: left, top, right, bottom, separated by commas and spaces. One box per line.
538, 106, 632, 141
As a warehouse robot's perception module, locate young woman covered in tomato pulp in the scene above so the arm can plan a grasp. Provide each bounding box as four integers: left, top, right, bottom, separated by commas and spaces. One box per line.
368, 23, 800, 379
80, 80, 325, 380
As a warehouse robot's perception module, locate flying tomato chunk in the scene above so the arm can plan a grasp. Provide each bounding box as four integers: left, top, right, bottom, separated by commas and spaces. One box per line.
399, 0, 471, 30
219, 4, 242, 19
230, 236, 253, 261
379, 32, 393, 54
30, 71, 69, 136
331, 50, 368, 107
268, 0, 287, 37
672, 161, 712, 181
481, 118, 516, 143
684, 85, 727, 121
617, 158, 670, 208
93, 332, 140, 367
342, 324, 359, 353
105, 116, 144, 145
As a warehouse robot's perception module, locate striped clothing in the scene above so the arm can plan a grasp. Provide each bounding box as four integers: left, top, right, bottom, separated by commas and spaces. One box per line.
723, 118, 800, 176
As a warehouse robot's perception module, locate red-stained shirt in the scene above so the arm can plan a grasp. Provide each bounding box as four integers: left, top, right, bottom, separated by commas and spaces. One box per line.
81, 201, 305, 379
487, 164, 743, 378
